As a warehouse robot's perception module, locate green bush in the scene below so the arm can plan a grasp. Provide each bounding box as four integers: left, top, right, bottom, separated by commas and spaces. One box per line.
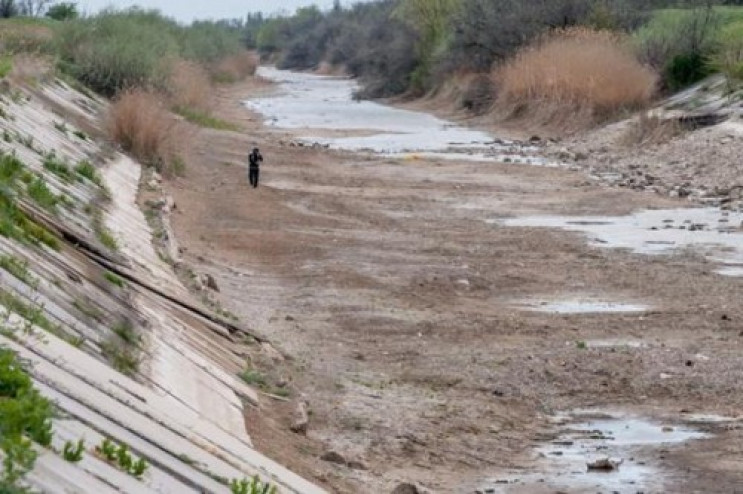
712, 20, 743, 83
27, 177, 60, 211
62, 439, 85, 462
54, 9, 180, 96
230, 475, 278, 494
46, 3, 78, 21
0, 56, 11, 78
179, 21, 243, 64
54, 9, 246, 97
74, 161, 102, 186
0, 348, 55, 489
665, 51, 712, 90
42, 154, 74, 183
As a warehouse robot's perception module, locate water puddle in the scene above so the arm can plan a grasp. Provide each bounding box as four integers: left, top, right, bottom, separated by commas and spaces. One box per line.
503, 208, 743, 273
584, 338, 647, 349
480, 411, 707, 493
521, 299, 648, 314
247, 67, 550, 163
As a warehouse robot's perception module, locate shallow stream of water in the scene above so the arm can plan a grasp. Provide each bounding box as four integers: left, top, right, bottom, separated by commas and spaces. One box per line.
503, 208, 743, 275
481, 411, 708, 493
246, 67, 550, 163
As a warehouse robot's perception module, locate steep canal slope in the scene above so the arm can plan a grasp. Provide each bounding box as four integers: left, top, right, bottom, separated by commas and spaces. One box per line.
0, 75, 324, 493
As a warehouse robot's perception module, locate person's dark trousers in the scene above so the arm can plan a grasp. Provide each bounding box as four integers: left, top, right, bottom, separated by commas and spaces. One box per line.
249, 166, 259, 188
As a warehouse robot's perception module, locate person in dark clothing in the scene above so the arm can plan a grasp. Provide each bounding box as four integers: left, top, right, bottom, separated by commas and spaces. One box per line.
248, 147, 263, 188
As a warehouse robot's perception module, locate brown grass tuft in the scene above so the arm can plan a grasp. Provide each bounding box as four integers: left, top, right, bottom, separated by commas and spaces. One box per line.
493, 28, 658, 131
108, 89, 177, 170
168, 60, 211, 111
210, 51, 258, 83
620, 111, 682, 147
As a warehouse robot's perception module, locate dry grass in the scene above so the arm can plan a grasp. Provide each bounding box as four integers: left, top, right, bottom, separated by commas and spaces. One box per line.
210, 51, 258, 83
493, 28, 658, 131
107, 89, 177, 171
168, 60, 211, 111
620, 111, 682, 146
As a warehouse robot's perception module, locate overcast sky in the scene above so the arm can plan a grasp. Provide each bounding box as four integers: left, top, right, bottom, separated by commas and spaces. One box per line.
76, 0, 357, 22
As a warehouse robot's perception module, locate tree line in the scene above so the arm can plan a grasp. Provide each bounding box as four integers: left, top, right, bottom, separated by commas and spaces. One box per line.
250, 0, 743, 99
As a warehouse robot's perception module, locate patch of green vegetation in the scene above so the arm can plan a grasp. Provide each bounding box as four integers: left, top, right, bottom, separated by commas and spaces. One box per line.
0, 348, 55, 489
16, 133, 36, 152
238, 366, 290, 398
230, 476, 278, 494
72, 129, 88, 141
100, 338, 140, 377
0, 255, 38, 288
104, 271, 125, 288
177, 453, 196, 466
238, 368, 268, 388
576, 340, 587, 350
53, 121, 68, 134
0, 154, 59, 250
112, 319, 139, 346
27, 176, 60, 211
73, 160, 102, 186
90, 206, 118, 252
2, 130, 11, 143
0, 56, 12, 79
62, 439, 85, 463
72, 298, 104, 321
42, 153, 75, 183
95, 438, 148, 479
173, 106, 239, 131
0, 289, 60, 335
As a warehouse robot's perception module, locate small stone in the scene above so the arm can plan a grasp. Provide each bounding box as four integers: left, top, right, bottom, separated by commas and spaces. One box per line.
587, 458, 622, 471
662, 426, 674, 433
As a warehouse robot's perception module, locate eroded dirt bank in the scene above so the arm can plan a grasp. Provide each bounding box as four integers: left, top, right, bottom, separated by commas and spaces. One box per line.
167, 74, 743, 493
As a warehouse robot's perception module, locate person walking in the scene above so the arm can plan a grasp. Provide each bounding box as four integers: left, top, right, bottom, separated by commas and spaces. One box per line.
248, 147, 263, 188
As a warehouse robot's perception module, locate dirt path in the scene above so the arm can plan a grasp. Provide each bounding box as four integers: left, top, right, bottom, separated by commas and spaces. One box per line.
164, 76, 743, 493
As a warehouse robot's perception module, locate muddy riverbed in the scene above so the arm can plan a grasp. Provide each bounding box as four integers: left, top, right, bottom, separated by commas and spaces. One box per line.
163, 69, 743, 493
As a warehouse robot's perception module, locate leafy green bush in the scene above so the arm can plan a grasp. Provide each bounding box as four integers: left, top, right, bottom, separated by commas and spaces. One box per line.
711, 20, 743, 83
27, 177, 60, 211
55, 9, 180, 96
42, 154, 74, 183
230, 476, 278, 494
0, 255, 37, 288
0, 348, 55, 489
63, 439, 85, 462
0, 56, 12, 78
46, 2, 78, 21
179, 21, 243, 64
104, 271, 125, 288
74, 161, 102, 186
633, 7, 742, 89
95, 438, 148, 479
54, 9, 246, 97
665, 51, 712, 90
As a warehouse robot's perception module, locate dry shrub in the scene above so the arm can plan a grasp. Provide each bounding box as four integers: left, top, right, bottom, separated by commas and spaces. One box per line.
108, 89, 175, 169
8, 54, 53, 84
168, 60, 211, 111
494, 28, 658, 130
210, 51, 258, 83
621, 111, 682, 146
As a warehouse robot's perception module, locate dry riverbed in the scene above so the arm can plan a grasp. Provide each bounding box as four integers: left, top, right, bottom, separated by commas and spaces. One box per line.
164, 70, 743, 493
